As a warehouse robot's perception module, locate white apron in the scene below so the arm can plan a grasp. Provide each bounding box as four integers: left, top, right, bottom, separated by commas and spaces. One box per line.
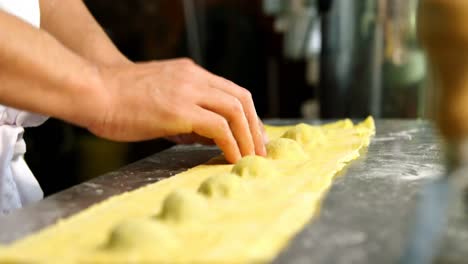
0, 0, 48, 215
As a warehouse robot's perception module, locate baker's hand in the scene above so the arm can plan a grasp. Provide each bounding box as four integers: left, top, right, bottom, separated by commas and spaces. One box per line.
166, 118, 269, 146
89, 58, 266, 163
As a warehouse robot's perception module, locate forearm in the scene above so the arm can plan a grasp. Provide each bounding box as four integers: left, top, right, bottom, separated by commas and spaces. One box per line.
39, 0, 130, 66
0, 10, 106, 127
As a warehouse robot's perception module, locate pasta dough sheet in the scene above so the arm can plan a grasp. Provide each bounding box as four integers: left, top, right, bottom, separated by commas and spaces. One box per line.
0, 117, 375, 263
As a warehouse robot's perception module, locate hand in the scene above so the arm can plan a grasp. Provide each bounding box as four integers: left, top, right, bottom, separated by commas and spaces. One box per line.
88, 58, 266, 163
166, 118, 269, 145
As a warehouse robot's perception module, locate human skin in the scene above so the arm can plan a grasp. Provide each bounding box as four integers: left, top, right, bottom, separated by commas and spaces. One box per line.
0, 0, 266, 163
418, 0, 468, 140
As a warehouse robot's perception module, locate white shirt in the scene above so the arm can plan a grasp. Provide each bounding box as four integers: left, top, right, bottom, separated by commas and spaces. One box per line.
0, 0, 48, 214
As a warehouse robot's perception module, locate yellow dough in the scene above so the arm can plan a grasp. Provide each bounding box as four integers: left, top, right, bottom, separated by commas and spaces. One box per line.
158, 190, 211, 224
231, 155, 279, 178
0, 117, 375, 263
104, 218, 179, 251
198, 173, 244, 198
266, 138, 309, 161
281, 123, 326, 145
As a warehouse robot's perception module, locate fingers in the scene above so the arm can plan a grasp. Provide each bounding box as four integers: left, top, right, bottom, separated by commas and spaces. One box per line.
197, 87, 255, 157
166, 133, 214, 145
159, 59, 264, 161
258, 118, 269, 144
208, 75, 266, 156
189, 106, 241, 163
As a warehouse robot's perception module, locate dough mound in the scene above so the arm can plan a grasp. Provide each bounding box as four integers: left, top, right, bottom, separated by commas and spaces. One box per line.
159, 190, 209, 223
322, 118, 353, 130
266, 138, 308, 161
281, 123, 326, 145
106, 218, 177, 250
231, 155, 279, 178
356, 116, 376, 135
198, 173, 243, 198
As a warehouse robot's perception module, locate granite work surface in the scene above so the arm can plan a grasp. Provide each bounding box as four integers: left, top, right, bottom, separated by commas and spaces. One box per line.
0, 120, 461, 263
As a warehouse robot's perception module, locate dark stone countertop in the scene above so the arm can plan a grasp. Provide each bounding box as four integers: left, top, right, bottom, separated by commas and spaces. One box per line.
1, 119, 462, 263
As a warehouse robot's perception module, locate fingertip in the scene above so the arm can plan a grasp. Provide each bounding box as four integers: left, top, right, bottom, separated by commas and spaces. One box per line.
225, 151, 241, 164
255, 124, 268, 157
243, 148, 256, 157
237, 133, 255, 157
256, 143, 267, 157
252, 132, 267, 157
213, 138, 242, 164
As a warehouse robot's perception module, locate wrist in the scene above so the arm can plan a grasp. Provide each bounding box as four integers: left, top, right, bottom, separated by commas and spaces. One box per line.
65, 61, 112, 130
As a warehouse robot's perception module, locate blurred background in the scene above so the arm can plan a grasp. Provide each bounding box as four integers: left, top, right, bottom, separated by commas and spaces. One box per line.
26, 0, 429, 196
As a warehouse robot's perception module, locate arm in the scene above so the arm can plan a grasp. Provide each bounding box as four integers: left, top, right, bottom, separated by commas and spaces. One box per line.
3, 1, 266, 163
39, 0, 130, 66
0, 9, 106, 127
38, 0, 267, 160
